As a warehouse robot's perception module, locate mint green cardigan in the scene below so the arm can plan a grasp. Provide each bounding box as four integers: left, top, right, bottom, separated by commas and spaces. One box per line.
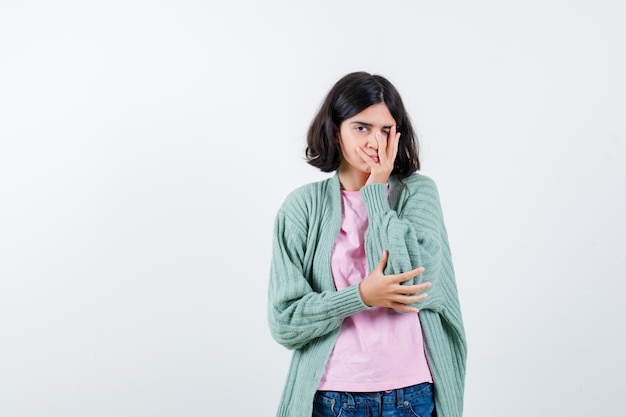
268, 173, 466, 417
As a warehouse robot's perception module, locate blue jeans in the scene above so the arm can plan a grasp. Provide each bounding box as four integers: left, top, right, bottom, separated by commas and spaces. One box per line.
312, 382, 435, 417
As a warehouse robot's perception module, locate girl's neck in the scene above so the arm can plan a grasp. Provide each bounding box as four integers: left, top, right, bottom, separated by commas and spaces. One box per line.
338, 169, 368, 192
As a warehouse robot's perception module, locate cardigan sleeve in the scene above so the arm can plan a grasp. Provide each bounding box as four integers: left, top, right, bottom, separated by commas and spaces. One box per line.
267, 201, 369, 351
360, 175, 467, 417
360, 176, 459, 314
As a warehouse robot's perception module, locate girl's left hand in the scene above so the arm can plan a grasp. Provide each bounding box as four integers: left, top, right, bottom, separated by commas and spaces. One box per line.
356, 125, 400, 185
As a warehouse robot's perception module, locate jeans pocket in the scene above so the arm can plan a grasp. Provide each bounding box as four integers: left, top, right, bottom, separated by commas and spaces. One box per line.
403, 385, 435, 417
313, 392, 343, 417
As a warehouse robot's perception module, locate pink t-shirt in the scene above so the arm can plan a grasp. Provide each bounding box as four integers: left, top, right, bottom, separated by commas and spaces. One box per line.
318, 189, 433, 392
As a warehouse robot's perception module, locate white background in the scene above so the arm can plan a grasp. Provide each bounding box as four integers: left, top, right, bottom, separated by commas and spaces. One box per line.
1, 1, 624, 416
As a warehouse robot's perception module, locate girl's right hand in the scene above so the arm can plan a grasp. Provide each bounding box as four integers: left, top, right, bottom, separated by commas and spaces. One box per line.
358, 250, 431, 313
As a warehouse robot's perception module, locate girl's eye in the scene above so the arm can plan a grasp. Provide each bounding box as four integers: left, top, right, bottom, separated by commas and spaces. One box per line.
355, 126, 367, 132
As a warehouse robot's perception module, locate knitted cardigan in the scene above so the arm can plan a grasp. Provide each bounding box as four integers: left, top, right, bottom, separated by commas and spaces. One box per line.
268, 172, 467, 417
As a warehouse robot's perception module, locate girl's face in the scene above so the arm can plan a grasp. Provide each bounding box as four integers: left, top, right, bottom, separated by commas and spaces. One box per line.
337, 102, 396, 183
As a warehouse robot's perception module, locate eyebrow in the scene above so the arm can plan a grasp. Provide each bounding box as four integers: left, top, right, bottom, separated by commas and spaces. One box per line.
350, 121, 393, 129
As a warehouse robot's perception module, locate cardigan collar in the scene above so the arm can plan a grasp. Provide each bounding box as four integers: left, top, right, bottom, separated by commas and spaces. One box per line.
331, 172, 406, 209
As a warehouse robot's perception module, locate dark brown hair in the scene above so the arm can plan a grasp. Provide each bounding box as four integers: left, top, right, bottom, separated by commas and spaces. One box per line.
305, 71, 420, 178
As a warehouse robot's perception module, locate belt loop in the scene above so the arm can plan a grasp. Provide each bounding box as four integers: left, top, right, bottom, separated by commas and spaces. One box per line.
341, 392, 356, 408
396, 386, 405, 407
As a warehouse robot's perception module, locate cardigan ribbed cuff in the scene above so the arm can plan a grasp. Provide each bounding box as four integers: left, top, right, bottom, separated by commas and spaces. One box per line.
359, 182, 390, 216
330, 283, 370, 316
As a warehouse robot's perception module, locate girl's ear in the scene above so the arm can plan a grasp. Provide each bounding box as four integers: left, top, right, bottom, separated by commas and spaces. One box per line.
332, 123, 341, 146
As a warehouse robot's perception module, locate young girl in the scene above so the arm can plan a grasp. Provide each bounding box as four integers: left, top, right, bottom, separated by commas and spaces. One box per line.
268, 72, 466, 417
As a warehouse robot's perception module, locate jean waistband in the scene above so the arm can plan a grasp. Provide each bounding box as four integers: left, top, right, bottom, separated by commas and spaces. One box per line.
317, 382, 433, 406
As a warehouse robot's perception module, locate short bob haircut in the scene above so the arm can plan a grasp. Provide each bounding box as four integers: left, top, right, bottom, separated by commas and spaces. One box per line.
306, 71, 420, 179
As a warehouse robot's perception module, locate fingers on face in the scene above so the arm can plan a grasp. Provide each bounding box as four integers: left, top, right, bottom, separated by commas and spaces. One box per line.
376, 130, 389, 153
376, 126, 400, 161
355, 146, 376, 166
388, 126, 400, 159
392, 127, 400, 152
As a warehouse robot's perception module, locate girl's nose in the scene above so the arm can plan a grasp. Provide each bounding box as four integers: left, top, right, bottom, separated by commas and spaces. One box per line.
366, 133, 378, 150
